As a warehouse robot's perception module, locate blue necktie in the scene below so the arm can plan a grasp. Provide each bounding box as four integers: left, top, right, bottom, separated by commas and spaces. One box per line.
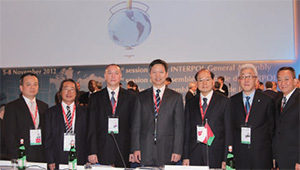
245, 96, 250, 114
154, 89, 161, 117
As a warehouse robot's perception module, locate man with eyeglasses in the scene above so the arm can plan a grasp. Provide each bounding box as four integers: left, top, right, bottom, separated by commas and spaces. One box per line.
231, 64, 275, 170
182, 69, 233, 169
273, 67, 300, 170
44, 79, 88, 170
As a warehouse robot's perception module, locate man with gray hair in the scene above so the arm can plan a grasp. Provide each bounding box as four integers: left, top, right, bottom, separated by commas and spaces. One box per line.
231, 64, 275, 169
185, 82, 197, 101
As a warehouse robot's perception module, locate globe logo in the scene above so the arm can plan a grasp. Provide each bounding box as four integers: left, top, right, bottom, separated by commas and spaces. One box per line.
108, 1, 151, 49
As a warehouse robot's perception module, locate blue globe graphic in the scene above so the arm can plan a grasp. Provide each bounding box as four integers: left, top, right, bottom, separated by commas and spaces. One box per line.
108, 8, 151, 48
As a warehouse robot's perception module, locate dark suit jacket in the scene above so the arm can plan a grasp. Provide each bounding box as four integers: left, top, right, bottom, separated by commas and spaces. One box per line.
87, 87, 136, 167
78, 92, 90, 106
183, 92, 233, 168
44, 103, 88, 168
131, 87, 184, 166
264, 89, 280, 101
274, 89, 300, 169
127, 88, 138, 94
221, 84, 229, 97
231, 90, 275, 169
185, 91, 194, 102
3, 97, 48, 162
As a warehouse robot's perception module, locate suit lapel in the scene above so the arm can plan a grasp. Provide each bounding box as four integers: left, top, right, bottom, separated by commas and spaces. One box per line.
102, 88, 113, 116
282, 89, 299, 114
18, 97, 35, 128
204, 92, 216, 120
115, 88, 124, 116
248, 91, 261, 123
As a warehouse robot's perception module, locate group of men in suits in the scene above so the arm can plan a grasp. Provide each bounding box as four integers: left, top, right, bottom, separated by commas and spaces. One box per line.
2, 61, 300, 170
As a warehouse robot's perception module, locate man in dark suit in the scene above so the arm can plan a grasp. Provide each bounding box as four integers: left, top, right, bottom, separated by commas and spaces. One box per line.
274, 67, 300, 170
3, 73, 48, 162
185, 82, 197, 101
231, 64, 275, 170
87, 64, 136, 167
44, 79, 88, 170
217, 76, 229, 96
182, 69, 232, 168
132, 59, 184, 167
264, 81, 279, 100
127, 81, 138, 94
78, 80, 98, 107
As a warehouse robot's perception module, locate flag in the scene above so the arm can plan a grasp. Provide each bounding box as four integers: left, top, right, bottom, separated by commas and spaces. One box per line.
198, 123, 215, 146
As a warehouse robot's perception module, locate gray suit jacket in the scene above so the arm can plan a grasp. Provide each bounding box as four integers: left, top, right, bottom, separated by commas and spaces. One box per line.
131, 87, 184, 166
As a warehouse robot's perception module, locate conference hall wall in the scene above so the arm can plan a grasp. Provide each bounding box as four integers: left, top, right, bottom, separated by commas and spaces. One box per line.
1, 0, 299, 106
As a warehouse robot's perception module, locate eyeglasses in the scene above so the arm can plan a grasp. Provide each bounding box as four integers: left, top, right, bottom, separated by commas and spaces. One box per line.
198, 78, 212, 82
238, 75, 257, 79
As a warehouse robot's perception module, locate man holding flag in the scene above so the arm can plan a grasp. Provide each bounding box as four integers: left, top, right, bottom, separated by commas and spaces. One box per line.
183, 69, 233, 168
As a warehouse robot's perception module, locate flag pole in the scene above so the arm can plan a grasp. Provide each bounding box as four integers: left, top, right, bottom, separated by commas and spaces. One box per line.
205, 118, 209, 168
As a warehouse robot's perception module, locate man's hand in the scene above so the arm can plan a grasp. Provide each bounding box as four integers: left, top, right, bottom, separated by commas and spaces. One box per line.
133, 151, 141, 163
129, 154, 135, 163
48, 163, 55, 170
171, 153, 181, 162
222, 161, 226, 169
295, 163, 300, 170
182, 159, 190, 166
88, 154, 98, 164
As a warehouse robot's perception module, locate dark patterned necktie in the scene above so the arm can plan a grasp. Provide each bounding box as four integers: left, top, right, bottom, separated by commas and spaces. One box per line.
154, 89, 161, 117
66, 105, 72, 133
202, 97, 207, 112
111, 91, 116, 115
282, 96, 287, 109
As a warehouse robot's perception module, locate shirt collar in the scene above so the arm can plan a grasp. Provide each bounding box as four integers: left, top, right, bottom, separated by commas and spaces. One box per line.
283, 88, 296, 102
23, 95, 36, 105
107, 86, 120, 100
153, 85, 166, 99
242, 90, 256, 105
200, 90, 213, 104
62, 101, 75, 110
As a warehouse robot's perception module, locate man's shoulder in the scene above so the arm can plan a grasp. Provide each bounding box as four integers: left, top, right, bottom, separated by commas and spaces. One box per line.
231, 92, 242, 100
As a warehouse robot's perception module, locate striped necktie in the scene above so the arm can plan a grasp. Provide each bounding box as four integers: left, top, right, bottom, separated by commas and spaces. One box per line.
66, 105, 72, 133
154, 89, 161, 117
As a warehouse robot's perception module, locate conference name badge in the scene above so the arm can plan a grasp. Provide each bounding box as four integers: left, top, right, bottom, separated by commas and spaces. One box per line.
241, 126, 251, 144
64, 133, 75, 151
30, 129, 42, 146
108, 117, 119, 134
197, 125, 206, 143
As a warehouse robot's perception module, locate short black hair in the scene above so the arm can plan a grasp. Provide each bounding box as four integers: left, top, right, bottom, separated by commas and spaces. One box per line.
58, 79, 79, 103
277, 67, 296, 78
127, 81, 135, 87
149, 59, 168, 72
194, 69, 215, 81
265, 81, 273, 88
20, 72, 38, 85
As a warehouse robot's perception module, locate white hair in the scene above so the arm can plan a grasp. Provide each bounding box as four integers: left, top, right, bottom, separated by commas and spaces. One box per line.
238, 64, 258, 76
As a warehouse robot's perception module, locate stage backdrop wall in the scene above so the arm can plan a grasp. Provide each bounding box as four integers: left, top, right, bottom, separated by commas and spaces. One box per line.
0, 60, 298, 107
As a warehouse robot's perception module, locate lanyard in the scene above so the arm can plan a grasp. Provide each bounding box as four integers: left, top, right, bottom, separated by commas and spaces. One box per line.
199, 97, 211, 124
153, 91, 162, 116
28, 104, 38, 128
61, 104, 76, 130
111, 94, 119, 116
244, 105, 252, 123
